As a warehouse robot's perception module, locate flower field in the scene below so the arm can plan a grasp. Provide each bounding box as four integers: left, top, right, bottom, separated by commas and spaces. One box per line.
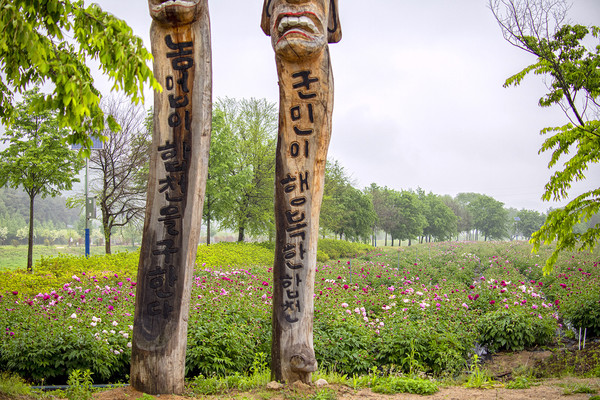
0, 240, 598, 385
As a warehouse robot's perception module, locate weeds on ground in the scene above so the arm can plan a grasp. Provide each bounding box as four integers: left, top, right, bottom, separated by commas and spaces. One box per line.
463, 354, 496, 389
505, 365, 538, 389
187, 353, 271, 396
65, 370, 95, 400
560, 382, 598, 395
370, 376, 438, 395
505, 376, 533, 389
0, 371, 32, 397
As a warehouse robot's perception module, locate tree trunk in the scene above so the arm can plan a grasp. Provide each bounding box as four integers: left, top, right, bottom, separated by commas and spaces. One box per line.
206, 214, 211, 245
103, 213, 112, 254
131, 2, 212, 395
27, 193, 35, 273
385, 231, 387, 246
238, 226, 245, 242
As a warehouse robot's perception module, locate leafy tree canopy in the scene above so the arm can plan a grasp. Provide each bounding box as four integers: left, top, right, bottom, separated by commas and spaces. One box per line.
490, 0, 600, 273
0, 87, 84, 270
0, 0, 160, 152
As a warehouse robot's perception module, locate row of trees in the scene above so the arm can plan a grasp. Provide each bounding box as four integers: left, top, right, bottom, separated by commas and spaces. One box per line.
0, 0, 597, 273
0, 93, 568, 259
320, 162, 550, 245
0, 92, 595, 270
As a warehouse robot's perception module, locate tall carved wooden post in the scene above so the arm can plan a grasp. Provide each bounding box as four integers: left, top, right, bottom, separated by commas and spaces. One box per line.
261, 0, 341, 384
131, 0, 211, 394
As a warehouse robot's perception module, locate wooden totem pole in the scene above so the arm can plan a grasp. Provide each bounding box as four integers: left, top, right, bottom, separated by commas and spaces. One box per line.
131, 0, 211, 394
261, 0, 342, 384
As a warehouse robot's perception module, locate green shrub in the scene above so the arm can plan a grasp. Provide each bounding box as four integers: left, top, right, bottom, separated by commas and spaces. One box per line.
317, 239, 372, 261
371, 376, 438, 395
375, 322, 470, 376
186, 305, 270, 377
477, 308, 557, 352
0, 314, 129, 383
0, 372, 32, 397
314, 316, 374, 375
0, 251, 140, 297
196, 242, 273, 268
561, 290, 600, 337
66, 369, 94, 400
317, 250, 329, 263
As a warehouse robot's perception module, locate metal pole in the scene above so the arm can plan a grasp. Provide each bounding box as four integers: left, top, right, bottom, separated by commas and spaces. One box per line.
85, 158, 90, 258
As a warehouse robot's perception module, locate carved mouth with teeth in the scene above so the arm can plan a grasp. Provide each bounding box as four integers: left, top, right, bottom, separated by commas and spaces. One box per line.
275, 12, 322, 44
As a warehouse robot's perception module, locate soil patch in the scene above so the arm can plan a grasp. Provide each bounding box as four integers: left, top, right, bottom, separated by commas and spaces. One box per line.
90, 378, 600, 400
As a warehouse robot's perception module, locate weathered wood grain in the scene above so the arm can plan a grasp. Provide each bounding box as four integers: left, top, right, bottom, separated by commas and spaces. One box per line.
130, 0, 212, 394
261, 0, 341, 384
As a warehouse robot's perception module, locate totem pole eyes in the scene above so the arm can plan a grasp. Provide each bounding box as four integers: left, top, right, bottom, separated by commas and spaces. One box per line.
261, 0, 341, 59
148, 0, 204, 25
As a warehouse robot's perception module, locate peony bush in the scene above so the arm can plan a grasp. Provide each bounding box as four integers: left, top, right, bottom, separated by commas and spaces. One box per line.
0, 241, 597, 384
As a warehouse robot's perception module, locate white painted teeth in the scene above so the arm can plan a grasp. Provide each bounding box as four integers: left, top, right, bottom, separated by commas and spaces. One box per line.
278, 16, 317, 34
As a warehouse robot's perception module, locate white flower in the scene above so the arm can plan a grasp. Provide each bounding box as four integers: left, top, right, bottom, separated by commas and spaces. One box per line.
127, 342, 132, 348
90, 322, 97, 327
112, 321, 118, 327
519, 285, 527, 293
340, 302, 348, 308
70, 313, 77, 319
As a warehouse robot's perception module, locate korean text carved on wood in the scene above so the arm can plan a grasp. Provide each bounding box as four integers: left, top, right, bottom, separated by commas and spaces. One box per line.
261, 0, 341, 384
131, 0, 212, 394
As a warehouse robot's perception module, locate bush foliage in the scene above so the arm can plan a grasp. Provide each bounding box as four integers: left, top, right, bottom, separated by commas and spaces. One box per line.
0, 241, 597, 384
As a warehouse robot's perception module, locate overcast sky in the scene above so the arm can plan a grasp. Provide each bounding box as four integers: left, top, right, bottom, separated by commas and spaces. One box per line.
90, 0, 600, 213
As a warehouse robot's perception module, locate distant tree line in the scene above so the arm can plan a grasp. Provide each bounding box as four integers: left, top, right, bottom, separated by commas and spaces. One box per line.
2, 96, 598, 256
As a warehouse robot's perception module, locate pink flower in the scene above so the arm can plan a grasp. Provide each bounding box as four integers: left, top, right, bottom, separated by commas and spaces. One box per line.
490, 300, 495, 305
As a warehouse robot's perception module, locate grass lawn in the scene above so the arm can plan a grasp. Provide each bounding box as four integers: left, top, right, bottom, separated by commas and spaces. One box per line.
0, 245, 138, 271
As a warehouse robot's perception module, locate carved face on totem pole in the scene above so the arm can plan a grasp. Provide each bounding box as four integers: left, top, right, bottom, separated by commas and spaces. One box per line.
261, 0, 341, 60
148, 0, 204, 25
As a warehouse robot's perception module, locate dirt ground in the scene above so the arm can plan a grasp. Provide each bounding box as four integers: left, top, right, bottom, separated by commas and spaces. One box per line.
88, 345, 600, 400
93, 377, 600, 400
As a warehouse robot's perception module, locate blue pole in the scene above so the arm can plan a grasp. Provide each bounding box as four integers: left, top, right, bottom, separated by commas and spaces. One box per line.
85, 228, 90, 257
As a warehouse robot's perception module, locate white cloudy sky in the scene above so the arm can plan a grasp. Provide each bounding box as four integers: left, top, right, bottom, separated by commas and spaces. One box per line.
90, 0, 600, 212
